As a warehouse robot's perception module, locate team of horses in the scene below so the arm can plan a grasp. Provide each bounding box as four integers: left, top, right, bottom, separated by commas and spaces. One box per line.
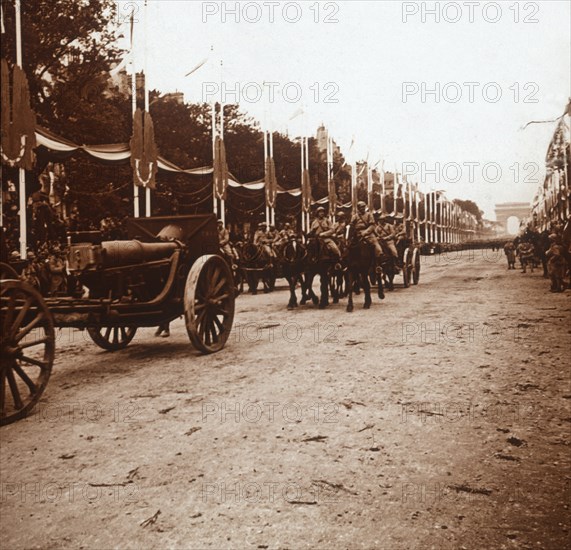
223, 228, 408, 312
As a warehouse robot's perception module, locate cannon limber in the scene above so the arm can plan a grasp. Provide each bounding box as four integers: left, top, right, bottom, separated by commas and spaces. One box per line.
0, 214, 235, 425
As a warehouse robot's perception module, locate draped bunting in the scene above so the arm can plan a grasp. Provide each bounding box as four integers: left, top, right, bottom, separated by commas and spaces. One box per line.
264, 156, 278, 208
301, 169, 312, 213
213, 135, 229, 200
34, 125, 302, 195
130, 108, 158, 189
1, 58, 36, 170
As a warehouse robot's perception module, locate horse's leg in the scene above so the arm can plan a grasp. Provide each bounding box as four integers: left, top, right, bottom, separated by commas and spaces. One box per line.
287, 274, 298, 309
363, 271, 372, 309
308, 270, 319, 305
319, 269, 329, 309
346, 270, 354, 312
377, 267, 385, 300
247, 271, 257, 295
300, 272, 312, 305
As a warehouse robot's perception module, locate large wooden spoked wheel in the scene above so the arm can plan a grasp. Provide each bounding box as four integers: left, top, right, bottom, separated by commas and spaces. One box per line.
402, 248, 411, 288
412, 248, 421, 285
1, 280, 55, 426
87, 326, 138, 351
184, 255, 235, 354
0, 263, 19, 280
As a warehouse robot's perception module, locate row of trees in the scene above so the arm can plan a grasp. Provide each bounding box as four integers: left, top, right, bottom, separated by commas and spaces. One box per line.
1, 0, 482, 230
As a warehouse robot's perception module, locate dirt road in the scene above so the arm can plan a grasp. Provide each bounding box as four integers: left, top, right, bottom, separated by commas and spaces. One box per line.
1, 249, 570, 550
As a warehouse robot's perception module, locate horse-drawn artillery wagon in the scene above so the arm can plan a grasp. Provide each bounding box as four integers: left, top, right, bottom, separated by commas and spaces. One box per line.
0, 214, 235, 425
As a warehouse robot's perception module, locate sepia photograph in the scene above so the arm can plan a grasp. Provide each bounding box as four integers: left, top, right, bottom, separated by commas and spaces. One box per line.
0, 1, 570, 548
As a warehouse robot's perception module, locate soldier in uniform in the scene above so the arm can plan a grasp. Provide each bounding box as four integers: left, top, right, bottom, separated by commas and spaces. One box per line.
546, 234, 567, 292
267, 225, 279, 245
376, 215, 399, 260
253, 222, 276, 262
275, 223, 296, 250
310, 206, 341, 258
350, 201, 383, 259
503, 240, 516, 269
516, 240, 535, 273
218, 220, 236, 261
333, 212, 348, 248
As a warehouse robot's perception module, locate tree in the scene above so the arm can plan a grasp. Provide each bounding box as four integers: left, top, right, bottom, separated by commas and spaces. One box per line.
1, 0, 125, 136
453, 199, 483, 222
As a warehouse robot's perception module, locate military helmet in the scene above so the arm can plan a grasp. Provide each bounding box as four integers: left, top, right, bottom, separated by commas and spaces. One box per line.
357, 201, 367, 208
316, 206, 326, 213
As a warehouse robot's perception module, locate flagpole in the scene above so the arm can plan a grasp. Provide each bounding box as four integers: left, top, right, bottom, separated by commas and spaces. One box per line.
416, 185, 421, 243
143, 0, 151, 217
129, 9, 140, 219
212, 101, 217, 217
367, 160, 373, 212
305, 135, 310, 231
264, 130, 269, 227
408, 177, 413, 239
14, 0, 27, 257
300, 136, 305, 233
219, 58, 225, 225
351, 163, 357, 216
269, 129, 275, 227
380, 159, 385, 214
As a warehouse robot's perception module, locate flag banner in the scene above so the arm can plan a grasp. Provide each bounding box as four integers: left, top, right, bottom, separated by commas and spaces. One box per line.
265, 156, 277, 208
213, 135, 229, 200
302, 169, 312, 213
130, 108, 158, 189
1, 59, 37, 170
328, 173, 336, 214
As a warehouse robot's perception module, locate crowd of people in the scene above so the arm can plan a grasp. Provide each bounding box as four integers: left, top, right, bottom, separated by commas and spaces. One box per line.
503, 221, 569, 292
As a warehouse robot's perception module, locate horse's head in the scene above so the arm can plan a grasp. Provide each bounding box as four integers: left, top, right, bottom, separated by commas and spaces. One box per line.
283, 238, 306, 263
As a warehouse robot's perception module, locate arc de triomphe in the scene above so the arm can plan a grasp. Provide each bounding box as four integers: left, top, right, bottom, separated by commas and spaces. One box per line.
494, 202, 531, 234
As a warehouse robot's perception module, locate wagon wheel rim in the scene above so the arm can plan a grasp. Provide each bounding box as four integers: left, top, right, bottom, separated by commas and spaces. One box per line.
412, 248, 421, 285
184, 255, 235, 354
0, 263, 19, 280
402, 249, 410, 288
87, 325, 138, 351
0, 280, 54, 425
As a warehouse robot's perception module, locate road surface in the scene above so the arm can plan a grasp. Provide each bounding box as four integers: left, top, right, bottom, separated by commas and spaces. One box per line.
1, 249, 570, 549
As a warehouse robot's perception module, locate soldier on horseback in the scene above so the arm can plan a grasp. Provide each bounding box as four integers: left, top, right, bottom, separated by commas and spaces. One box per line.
350, 201, 383, 259
375, 214, 399, 261
310, 206, 341, 259
274, 222, 296, 253
333, 211, 348, 248
253, 222, 276, 265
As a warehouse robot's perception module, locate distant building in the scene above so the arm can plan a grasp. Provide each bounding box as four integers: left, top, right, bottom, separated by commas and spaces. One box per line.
163, 92, 185, 105
315, 125, 340, 156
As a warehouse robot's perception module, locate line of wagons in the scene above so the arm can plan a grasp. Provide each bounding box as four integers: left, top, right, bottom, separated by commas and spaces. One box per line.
0, 214, 421, 426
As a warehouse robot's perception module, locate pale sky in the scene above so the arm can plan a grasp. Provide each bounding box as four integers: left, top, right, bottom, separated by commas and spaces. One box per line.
122, 0, 570, 219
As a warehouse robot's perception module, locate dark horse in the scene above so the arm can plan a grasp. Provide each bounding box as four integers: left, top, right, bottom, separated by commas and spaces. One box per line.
344, 224, 382, 312
280, 237, 307, 310
300, 236, 338, 309
240, 243, 276, 295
